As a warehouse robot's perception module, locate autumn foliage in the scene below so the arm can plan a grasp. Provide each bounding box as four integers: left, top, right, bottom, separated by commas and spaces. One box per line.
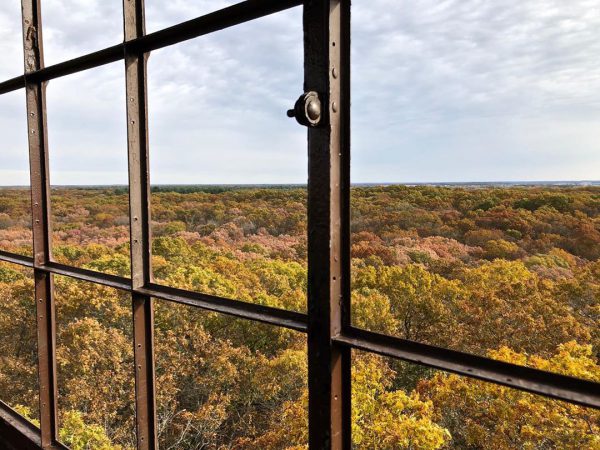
0, 184, 598, 449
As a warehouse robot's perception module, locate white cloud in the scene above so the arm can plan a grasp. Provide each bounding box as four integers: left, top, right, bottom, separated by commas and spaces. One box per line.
0, 2, 24, 80
1, 0, 599, 184
0, 90, 29, 186
45, 61, 128, 185
41, 0, 123, 65
145, 0, 239, 33
351, 0, 600, 181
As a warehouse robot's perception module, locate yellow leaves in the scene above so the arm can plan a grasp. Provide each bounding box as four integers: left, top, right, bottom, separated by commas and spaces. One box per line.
353, 263, 463, 344
246, 353, 451, 450
83, 253, 130, 277
0, 271, 38, 419
239, 390, 308, 449
353, 288, 399, 335
12, 404, 40, 428
419, 343, 600, 450
352, 354, 450, 450
461, 259, 536, 294
376, 416, 451, 450
487, 346, 529, 366
483, 239, 521, 260
489, 341, 600, 382
59, 410, 129, 450
55, 316, 135, 444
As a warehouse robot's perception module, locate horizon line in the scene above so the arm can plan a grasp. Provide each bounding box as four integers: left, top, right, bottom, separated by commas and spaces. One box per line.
1, 180, 599, 188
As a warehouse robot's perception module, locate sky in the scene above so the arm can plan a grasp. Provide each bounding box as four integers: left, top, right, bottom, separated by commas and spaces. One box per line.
1, 0, 600, 185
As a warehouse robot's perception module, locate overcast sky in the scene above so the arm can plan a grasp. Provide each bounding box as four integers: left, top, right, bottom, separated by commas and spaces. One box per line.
1, 0, 600, 185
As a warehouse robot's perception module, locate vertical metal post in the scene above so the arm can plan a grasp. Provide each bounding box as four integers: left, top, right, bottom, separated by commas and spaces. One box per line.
21, 0, 59, 447
339, 1, 352, 447
305, 0, 351, 448
123, 0, 157, 448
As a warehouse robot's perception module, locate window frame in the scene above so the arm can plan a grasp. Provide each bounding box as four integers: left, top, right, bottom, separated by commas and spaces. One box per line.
0, 0, 597, 448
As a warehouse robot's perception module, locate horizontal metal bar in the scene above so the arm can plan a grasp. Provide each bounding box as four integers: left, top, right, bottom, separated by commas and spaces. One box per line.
0, 250, 35, 268
0, 402, 68, 450
0, 401, 41, 450
335, 327, 600, 409
26, 45, 123, 84
37, 262, 131, 291
0, 75, 25, 95
127, 0, 303, 54
16, 257, 308, 331
140, 283, 308, 332
0, 0, 302, 89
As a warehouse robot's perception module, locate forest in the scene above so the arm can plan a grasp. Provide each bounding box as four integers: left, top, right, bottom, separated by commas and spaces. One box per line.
0, 184, 598, 449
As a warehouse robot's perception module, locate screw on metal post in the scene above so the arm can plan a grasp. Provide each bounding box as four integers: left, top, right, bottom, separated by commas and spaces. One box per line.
287, 91, 322, 127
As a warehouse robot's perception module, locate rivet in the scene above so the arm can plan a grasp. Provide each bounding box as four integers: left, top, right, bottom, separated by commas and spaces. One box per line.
332, 67, 338, 79
332, 102, 338, 113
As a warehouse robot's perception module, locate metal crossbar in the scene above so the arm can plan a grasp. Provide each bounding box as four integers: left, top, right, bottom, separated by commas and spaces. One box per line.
0, 0, 597, 449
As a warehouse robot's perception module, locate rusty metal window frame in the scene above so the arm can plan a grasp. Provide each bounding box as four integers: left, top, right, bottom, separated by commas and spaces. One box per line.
0, 0, 598, 449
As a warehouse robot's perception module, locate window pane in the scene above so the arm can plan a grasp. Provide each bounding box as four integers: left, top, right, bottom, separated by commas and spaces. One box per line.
352, 350, 599, 449
42, 0, 123, 66
47, 62, 130, 277
0, 263, 38, 425
146, 0, 239, 34
55, 276, 135, 448
0, 89, 32, 257
351, 1, 600, 381
148, 8, 307, 312
155, 300, 307, 448
0, 2, 24, 80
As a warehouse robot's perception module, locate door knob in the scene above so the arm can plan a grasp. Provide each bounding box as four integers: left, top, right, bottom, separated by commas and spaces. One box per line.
287, 91, 322, 127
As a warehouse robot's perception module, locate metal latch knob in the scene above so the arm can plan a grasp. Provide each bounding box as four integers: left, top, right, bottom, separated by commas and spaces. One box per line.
287, 91, 322, 127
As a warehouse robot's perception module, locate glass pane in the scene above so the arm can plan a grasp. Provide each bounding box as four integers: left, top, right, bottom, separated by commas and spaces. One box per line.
352, 350, 599, 449
42, 0, 123, 66
47, 62, 130, 277
55, 276, 135, 449
0, 1, 24, 80
146, 0, 238, 34
155, 300, 307, 448
148, 8, 307, 312
351, 1, 600, 381
0, 89, 32, 257
0, 263, 38, 425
